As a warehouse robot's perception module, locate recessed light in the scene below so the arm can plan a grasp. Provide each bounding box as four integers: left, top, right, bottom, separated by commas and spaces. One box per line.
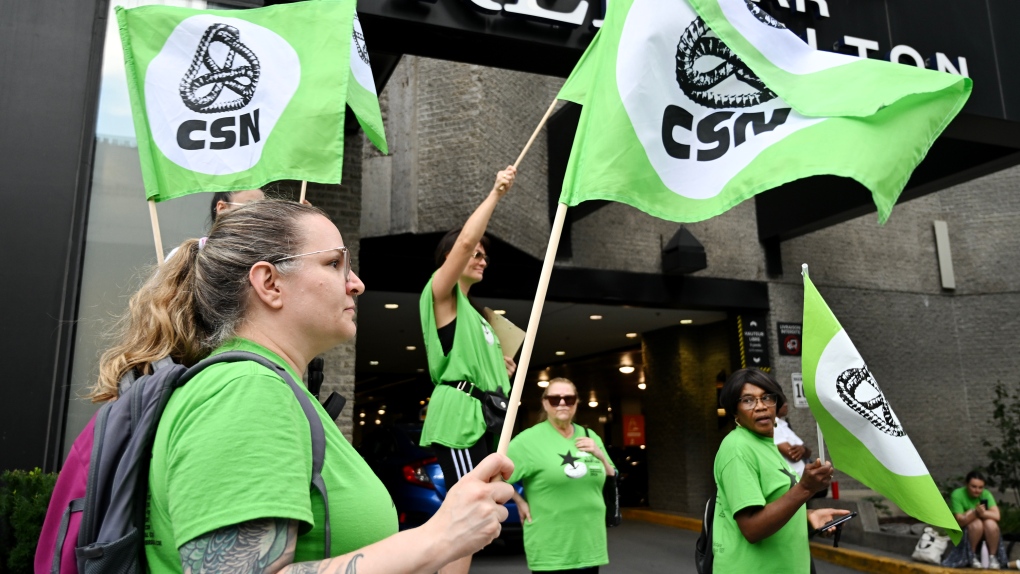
416, 368, 425, 373
639, 444, 646, 450
538, 380, 549, 388
680, 319, 693, 325
618, 365, 635, 374
419, 400, 425, 405
638, 382, 647, 390
493, 309, 506, 315
405, 345, 417, 351
625, 332, 638, 338
589, 314, 603, 320
359, 412, 365, 418
555, 351, 566, 356
359, 420, 365, 426
378, 407, 386, 415
369, 360, 379, 366
384, 303, 399, 309
375, 419, 381, 425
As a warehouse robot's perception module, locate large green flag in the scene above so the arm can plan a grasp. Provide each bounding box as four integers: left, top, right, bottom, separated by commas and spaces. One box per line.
802, 270, 961, 543
116, 1, 355, 202
557, 0, 971, 223
347, 13, 387, 154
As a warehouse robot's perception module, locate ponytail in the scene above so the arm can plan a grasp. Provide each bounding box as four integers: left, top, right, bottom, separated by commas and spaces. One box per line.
90, 238, 206, 402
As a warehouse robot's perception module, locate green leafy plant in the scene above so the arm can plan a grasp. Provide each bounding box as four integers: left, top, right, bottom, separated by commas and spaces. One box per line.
0, 468, 58, 574
982, 382, 1020, 508
998, 501, 1020, 536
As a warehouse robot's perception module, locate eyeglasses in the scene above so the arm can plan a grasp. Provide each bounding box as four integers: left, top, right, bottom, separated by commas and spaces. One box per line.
274, 246, 350, 281
224, 201, 251, 207
471, 251, 490, 264
545, 394, 577, 406
738, 394, 778, 410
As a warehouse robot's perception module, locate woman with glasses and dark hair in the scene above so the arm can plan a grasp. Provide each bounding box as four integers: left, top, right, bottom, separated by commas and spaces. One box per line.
713, 368, 850, 574
418, 165, 518, 574
84, 200, 515, 574
506, 378, 615, 574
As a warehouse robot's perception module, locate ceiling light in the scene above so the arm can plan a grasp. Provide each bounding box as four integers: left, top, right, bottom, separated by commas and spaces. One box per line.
607, 406, 612, 412
618, 365, 635, 374
598, 416, 608, 423
555, 351, 566, 356
625, 332, 638, 338
369, 360, 379, 366
405, 345, 416, 351
588, 390, 598, 408
378, 407, 386, 415
680, 319, 693, 325
359, 412, 365, 418
416, 368, 425, 373
538, 371, 549, 381
589, 314, 603, 320
717, 408, 727, 417
537, 380, 549, 388
638, 382, 647, 390
375, 419, 381, 425
384, 303, 399, 309
359, 420, 365, 426
639, 444, 646, 450
493, 309, 506, 315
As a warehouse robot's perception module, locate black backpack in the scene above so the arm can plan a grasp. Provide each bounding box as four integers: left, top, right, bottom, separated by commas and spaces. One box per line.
695, 492, 716, 574
42, 351, 332, 574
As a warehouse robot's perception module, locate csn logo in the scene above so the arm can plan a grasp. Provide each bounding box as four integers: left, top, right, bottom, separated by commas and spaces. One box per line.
660, 2, 791, 162
144, 15, 300, 175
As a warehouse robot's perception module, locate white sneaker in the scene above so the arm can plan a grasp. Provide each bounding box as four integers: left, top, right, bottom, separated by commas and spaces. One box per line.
972, 557, 983, 569
988, 556, 1000, 569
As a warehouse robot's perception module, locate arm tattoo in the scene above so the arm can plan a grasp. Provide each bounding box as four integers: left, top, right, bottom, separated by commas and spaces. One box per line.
179, 518, 295, 574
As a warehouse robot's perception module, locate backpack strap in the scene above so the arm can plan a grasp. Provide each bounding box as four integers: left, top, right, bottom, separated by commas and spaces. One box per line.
53, 497, 85, 574
178, 351, 332, 559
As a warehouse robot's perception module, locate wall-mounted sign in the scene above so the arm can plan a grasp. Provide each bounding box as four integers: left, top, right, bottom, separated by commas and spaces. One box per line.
791, 372, 808, 408
777, 322, 803, 356
623, 414, 645, 446
737, 314, 771, 371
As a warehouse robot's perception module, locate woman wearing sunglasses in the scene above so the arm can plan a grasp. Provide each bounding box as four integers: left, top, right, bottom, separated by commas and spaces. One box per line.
506, 378, 616, 574
82, 200, 515, 573
418, 165, 519, 573
713, 369, 850, 573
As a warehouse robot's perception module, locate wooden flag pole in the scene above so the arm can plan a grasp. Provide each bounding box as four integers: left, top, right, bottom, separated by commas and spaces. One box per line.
148, 200, 165, 266
498, 201, 568, 455
299, 180, 308, 203
494, 95, 563, 455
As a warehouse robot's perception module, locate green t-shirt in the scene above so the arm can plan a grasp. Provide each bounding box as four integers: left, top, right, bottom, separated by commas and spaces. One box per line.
419, 276, 509, 448
144, 338, 398, 572
713, 426, 809, 574
507, 421, 614, 571
950, 487, 997, 514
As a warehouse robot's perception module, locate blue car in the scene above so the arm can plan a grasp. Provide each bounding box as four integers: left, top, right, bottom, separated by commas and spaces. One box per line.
358, 424, 523, 547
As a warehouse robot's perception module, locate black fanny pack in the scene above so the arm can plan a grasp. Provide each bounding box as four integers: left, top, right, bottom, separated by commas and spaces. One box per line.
442, 380, 508, 434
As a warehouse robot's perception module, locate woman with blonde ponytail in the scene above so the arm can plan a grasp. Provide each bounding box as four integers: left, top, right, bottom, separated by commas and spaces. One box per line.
93, 200, 515, 574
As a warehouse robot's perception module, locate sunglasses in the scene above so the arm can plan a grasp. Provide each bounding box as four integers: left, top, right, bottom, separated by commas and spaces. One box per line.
471, 250, 491, 264
545, 394, 578, 406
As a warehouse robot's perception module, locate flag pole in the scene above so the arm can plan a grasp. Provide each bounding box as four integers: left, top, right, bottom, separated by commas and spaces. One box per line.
148, 199, 165, 266
498, 201, 568, 455
299, 180, 308, 203
802, 263, 827, 463
495, 96, 562, 455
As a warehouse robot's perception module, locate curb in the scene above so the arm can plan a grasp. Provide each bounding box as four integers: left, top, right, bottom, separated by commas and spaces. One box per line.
621, 509, 971, 574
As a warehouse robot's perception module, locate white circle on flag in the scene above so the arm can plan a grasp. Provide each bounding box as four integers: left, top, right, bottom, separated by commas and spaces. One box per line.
350, 14, 376, 95
145, 15, 301, 175
615, 0, 818, 199
815, 330, 928, 477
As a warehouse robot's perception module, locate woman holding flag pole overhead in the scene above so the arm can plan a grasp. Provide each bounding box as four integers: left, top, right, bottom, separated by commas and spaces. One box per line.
713, 369, 849, 573
419, 166, 517, 574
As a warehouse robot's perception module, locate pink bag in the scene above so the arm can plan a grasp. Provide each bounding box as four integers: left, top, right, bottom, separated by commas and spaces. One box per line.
35, 415, 94, 574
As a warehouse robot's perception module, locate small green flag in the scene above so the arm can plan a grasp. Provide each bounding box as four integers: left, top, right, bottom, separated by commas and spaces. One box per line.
557, 0, 971, 223
347, 13, 387, 154
802, 269, 961, 543
116, 1, 355, 202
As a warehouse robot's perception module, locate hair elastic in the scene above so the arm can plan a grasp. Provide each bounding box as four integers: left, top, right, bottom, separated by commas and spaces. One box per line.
198, 236, 208, 250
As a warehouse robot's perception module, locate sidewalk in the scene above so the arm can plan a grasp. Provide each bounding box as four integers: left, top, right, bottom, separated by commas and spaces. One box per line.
622, 509, 1004, 574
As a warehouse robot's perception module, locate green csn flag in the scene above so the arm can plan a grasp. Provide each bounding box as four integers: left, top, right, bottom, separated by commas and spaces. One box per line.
802, 270, 961, 543
557, 0, 972, 223
348, 13, 387, 154
116, 1, 355, 202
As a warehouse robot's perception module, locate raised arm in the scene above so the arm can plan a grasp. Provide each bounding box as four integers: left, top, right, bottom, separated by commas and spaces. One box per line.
178, 454, 515, 574
431, 167, 516, 326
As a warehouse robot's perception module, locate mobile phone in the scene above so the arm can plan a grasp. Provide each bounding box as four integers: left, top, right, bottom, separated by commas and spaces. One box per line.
810, 511, 858, 538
